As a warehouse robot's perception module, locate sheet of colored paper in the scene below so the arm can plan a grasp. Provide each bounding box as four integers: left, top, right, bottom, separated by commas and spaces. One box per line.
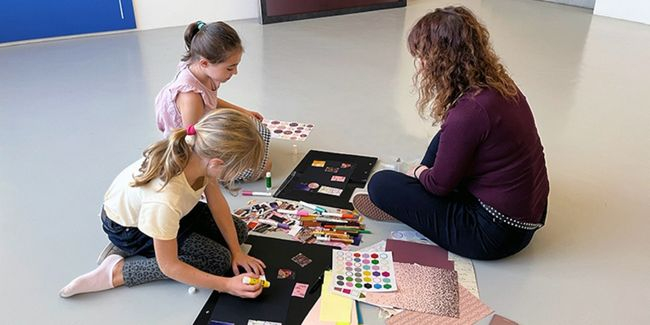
319, 271, 354, 323
364, 262, 460, 317
263, 119, 314, 141
387, 234, 479, 298
385, 239, 454, 270
448, 252, 480, 298
302, 297, 358, 325
385, 285, 492, 325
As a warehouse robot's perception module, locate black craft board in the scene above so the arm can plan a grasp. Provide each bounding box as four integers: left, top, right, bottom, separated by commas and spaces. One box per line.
273, 150, 377, 210
193, 235, 337, 325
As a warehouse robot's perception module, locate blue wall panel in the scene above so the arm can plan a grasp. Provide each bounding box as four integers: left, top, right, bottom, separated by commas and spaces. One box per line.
0, 0, 136, 43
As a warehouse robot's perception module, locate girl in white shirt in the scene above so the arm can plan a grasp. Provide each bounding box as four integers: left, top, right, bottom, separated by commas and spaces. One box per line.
60, 109, 266, 299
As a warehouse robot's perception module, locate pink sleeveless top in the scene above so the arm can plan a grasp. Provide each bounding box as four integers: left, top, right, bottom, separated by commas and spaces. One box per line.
155, 62, 221, 138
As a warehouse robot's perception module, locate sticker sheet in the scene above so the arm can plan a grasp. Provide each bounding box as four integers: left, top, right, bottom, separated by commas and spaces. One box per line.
331, 251, 397, 294
262, 119, 314, 141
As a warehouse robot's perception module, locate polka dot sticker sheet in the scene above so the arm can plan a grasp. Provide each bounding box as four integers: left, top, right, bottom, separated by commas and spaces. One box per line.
262, 119, 315, 141
331, 251, 398, 296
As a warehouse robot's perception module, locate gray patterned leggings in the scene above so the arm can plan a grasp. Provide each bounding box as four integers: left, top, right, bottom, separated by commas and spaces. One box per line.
119, 204, 248, 287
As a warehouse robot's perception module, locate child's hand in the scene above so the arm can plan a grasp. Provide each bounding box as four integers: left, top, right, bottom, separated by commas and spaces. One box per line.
225, 273, 263, 298
247, 109, 264, 121
232, 251, 266, 275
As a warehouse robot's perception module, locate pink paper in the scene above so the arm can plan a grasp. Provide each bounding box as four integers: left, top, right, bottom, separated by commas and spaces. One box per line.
364, 262, 460, 317
292, 283, 309, 298
385, 239, 454, 270
386, 285, 493, 325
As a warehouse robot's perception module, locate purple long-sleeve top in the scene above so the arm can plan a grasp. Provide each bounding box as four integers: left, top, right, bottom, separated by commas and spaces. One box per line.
418, 88, 549, 223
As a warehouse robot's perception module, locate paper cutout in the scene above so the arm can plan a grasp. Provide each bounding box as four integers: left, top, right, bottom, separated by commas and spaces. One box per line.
292, 283, 309, 298
247, 321, 282, 325
386, 285, 492, 325
365, 262, 460, 317
263, 119, 314, 141
277, 268, 295, 280
292, 253, 313, 267
319, 271, 354, 323
317, 185, 343, 196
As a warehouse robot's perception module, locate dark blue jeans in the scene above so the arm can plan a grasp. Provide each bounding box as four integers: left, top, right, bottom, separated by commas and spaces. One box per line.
101, 202, 243, 258
368, 133, 543, 260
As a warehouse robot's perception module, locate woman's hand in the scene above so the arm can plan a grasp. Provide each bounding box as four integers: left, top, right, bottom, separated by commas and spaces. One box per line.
406, 164, 428, 178
231, 251, 266, 275
224, 273, 263, 298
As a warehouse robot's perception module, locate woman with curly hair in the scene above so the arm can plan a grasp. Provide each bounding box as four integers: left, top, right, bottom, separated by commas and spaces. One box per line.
353, 6, 549, 260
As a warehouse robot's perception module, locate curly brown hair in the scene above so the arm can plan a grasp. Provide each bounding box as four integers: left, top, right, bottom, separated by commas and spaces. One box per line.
407, 6, 518, 124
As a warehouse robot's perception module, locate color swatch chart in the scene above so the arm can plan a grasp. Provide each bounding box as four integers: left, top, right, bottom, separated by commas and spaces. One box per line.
331, 250, 397, 295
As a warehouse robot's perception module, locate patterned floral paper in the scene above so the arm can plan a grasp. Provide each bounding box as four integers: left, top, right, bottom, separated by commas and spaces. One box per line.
262, 119, 314, 141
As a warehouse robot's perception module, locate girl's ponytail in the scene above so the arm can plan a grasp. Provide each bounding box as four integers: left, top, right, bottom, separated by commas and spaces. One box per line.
181, 21, 242, 64
132, 109, 264, 190
182, 21, 202, 62
132, 128, 192, 188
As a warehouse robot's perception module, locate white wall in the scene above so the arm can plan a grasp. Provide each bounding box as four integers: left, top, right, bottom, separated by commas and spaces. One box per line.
133, 0, 259, 30
594, 0, 650, 25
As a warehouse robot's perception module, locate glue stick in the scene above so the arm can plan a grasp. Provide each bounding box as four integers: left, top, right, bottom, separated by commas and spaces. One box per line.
265, 172, 272, 192
243, 276, 271, 288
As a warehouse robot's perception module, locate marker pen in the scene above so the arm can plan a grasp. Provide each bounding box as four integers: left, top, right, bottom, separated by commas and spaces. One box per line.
265, 172, 272, 192
315, 236, 353, 244
299, 201, 326, 214
315, 217, 349, 224
241, 191, 273, 197
257, 218, 290, 230
277, 209, 310, 216
321, 211, 355, 219
242, 276, 271, 288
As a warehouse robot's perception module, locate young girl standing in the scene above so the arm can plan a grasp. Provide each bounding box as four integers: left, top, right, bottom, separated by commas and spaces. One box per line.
155, 21, 271, 181
60, 109, 266, 298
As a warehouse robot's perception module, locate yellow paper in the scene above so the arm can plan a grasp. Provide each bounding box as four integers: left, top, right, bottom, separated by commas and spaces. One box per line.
319, 271, 353, 323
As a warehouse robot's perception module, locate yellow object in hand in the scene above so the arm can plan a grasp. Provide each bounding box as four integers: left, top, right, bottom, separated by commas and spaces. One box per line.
242, 276, 271, 288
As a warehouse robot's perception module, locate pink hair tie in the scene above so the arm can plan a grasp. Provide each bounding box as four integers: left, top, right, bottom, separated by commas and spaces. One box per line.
187, 124, 196, 135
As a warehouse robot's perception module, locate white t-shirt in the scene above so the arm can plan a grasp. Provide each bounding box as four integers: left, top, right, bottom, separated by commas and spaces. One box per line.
103, 158, 207, 240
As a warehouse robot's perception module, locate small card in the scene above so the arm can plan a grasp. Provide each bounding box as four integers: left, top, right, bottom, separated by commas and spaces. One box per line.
325, 167, 339, 173
311, 160, 326, 167
291, 253, 313, 267
277, 268, 295, 280
291, 282, 309, 298
247, 321, 282, 325
318, 185, 343, 196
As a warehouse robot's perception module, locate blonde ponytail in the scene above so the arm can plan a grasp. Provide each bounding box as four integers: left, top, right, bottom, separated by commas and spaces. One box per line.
132, 109, 264, 189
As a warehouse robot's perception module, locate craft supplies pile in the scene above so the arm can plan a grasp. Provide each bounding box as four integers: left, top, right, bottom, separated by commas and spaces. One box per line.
233, 199, 367, 248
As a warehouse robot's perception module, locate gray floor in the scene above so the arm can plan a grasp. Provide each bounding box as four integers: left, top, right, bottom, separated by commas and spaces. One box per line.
1, 0, 649, 324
